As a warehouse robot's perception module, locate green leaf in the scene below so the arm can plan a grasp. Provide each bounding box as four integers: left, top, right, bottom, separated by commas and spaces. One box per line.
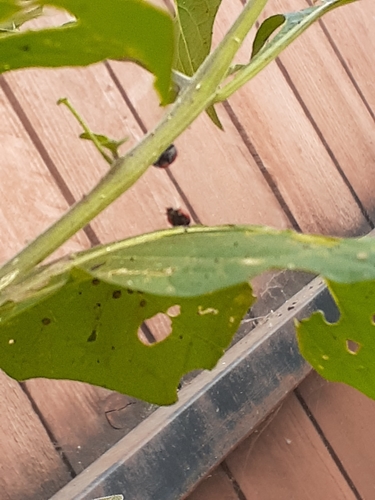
297, 279, 375, 400
80, 132, 128, 158
0, 267, 252, 404
174, 0, 221, 75
0, 0, 174, 104
174, 0, 223, 127
3, 224, 375, 404
251, 14, 285, 59
215, 0, 358, 102
0, 4, 42, 33
0, 1, 21, 24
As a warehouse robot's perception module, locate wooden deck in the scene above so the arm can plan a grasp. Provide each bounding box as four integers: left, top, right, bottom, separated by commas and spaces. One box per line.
0, 0, 375, 498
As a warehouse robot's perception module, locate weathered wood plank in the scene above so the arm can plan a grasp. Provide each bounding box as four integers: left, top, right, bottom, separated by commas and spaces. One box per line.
299, 372, 375, 500
209, 0, 370, 236
259, 0, 375, 223
0, 83, 87, 500
186, 466, 239, 500
225, 393, 357, 500
4, 11, 291, 478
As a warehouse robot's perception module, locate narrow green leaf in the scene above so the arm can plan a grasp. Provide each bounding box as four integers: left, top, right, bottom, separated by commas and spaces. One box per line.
216, 0, 358, 102
0, 0, 174, 104
174, 0, 223, 127
251, 14, 285, 59
297, 279, 375, 400
80, 132, 128, 158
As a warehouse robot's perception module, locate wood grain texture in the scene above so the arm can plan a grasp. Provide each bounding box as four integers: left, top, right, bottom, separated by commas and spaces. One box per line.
211, 0, 369, 237
185, 466, 239, 500
4, 62, 191, 474
299, 372, 375, 500
0, 87, 87, 499
3, 5, 293, 476
0, 375, 71, 500
319, 0, 375, 113
224, 393, 357, 500
260, 0, 375, 223
108, 61, 291, 228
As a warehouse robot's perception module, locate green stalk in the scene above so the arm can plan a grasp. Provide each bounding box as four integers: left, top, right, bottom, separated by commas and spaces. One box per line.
0, 0, 268, 291
214, 0, 357, 103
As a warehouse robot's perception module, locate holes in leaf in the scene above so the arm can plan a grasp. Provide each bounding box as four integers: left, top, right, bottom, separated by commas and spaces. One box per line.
346, 339, 361, 355
167, 305, 180, 318
137, 313, 172, 346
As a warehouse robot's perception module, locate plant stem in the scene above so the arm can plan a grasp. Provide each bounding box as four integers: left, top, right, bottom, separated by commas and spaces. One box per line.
214, 0, 357, 103
58, 97, 113, 165
0, 0, 268, 291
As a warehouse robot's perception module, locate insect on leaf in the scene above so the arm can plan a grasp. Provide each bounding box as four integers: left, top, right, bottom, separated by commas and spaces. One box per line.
2, 225, 375, 404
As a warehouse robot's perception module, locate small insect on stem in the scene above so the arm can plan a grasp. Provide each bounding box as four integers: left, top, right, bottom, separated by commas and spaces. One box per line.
153, 144, 177, 168
166, 207, 191, 227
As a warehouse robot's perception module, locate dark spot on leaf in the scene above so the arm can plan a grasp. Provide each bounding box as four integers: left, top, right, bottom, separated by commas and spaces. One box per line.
42, 317, 51, 326
90, 262, 105, 271
139, 299, 146, 307
179, 335, 183, 340
87, 330, 97, 342
21, 45, 30, 52
78, 291, 82, 295
112, 290, 122, 299
111, 346, 115, 350
92, 278, 100, 286
130, 257, 135, 262
233, 241, 239, 247
127, 289, 134, 294
96, 302, 101, 307
287, 306, 294, 311
97, 359, 100, 363
137, 290, 144, 295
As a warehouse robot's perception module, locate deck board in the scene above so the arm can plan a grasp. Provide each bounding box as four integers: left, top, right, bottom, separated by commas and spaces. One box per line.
0, 0, 374, 497
299, 373, 375, 500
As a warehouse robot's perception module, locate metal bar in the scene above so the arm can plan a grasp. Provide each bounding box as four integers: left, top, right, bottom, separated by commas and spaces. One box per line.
51, 276, 338, 500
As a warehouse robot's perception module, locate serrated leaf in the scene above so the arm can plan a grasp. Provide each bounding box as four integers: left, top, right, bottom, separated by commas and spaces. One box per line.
297, 279, 375, 400
0, 0, 174, 104
80, 132, 128, 157
174, 0, 223, 127
251, 14, 285, 59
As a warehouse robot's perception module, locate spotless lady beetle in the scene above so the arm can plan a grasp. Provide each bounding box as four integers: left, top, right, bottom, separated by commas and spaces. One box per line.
166, 207, 191, 227
153, 144, 177, 168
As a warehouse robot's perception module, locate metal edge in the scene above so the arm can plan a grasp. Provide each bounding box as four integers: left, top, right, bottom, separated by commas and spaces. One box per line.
50, 276, 338, 500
